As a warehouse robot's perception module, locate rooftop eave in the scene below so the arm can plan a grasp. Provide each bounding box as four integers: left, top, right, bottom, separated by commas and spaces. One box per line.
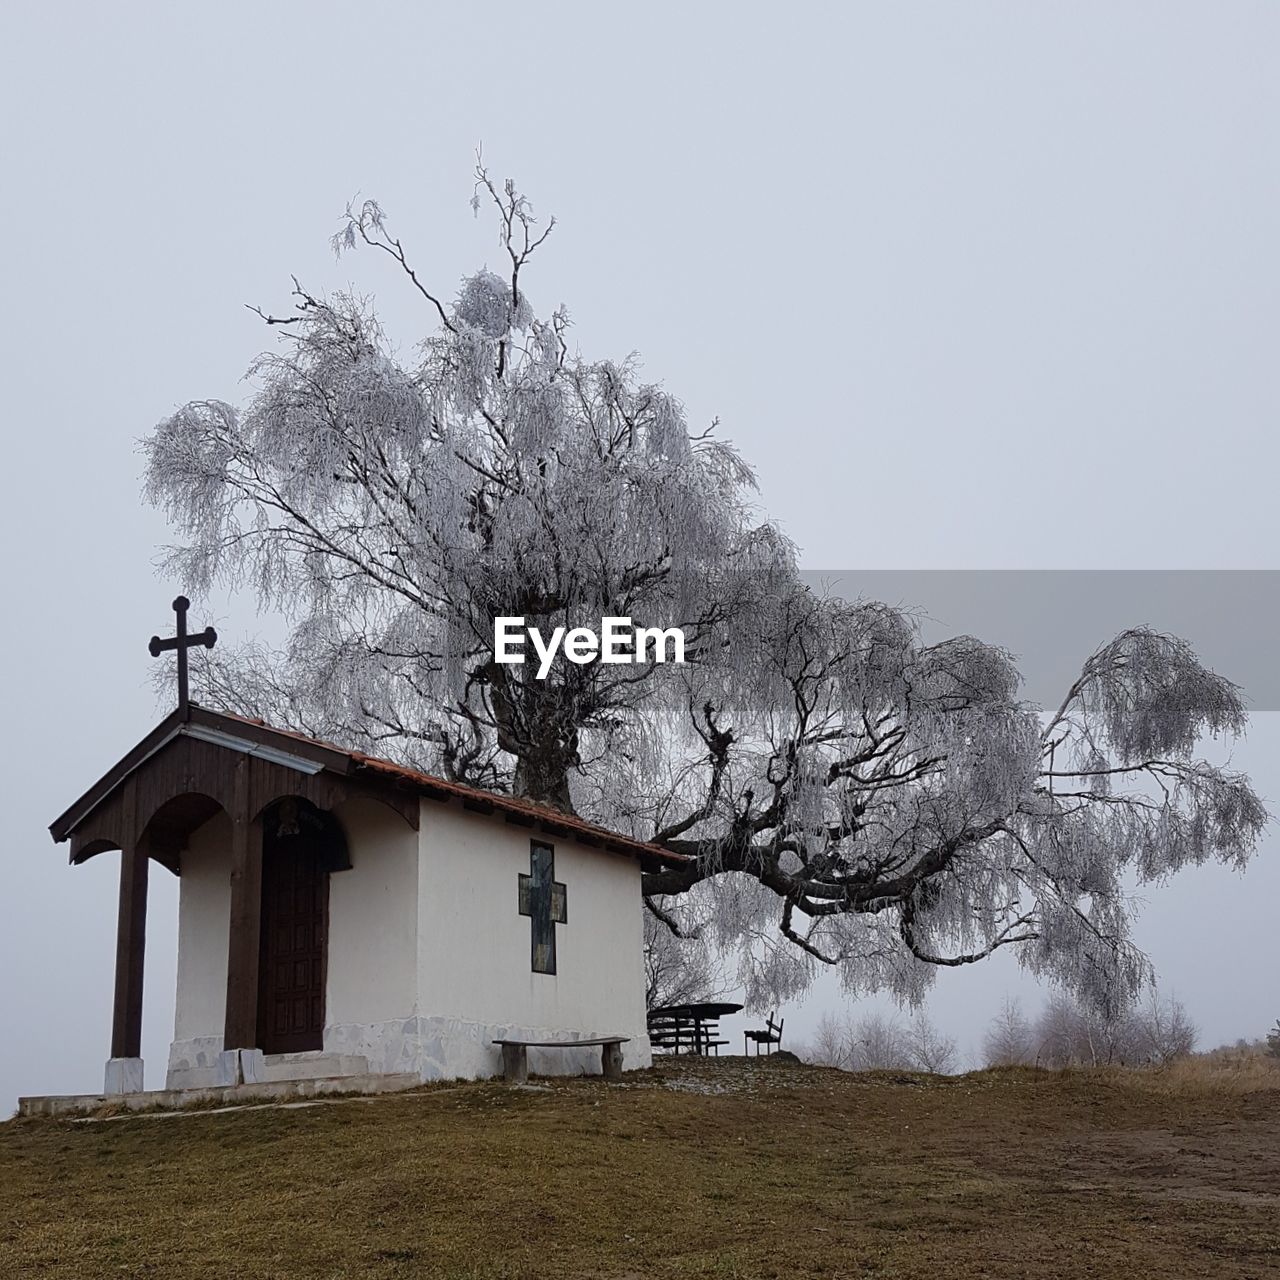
49, 703, 692, 874
49, 705, 353, 845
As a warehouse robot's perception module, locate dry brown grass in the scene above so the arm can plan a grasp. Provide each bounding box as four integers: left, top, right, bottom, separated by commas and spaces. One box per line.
3, 1056, 1279, 1279
1126, 1046, 1280, 1096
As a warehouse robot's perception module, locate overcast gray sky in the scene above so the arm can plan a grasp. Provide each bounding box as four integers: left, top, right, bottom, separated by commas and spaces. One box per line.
2, 3, 1277, 1112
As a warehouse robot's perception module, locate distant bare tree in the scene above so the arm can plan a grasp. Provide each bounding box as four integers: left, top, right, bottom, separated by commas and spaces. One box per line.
1033, 992, 1081, 1068
847, 1014, 912, 1071
983, 997, 1035, 1066
1132, 993, 1198, 1065
643, 907, 727, 1012
1013, 988, 1192, 1070
1034, 993, 1137, 1066
806, 1012, 853, 1069
904, 1014, 959, 1074
1090, 1005, 1145, 1065
1268, 1021, 1280, 1060
1031, 990, 1196, 1067
803, 1008, 958, 1073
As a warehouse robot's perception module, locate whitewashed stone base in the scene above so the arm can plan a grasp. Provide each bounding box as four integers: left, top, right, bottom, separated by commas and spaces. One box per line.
20, 1071, 421, 1118
239, 1049, 266, 1084
168, 1039, 369, 1089
261, 1051, 369, 1082
323, 1014, 652, 1081
166, 1020, 651, 1090
414, 1016, 652, 1081
211, 1049, 243, 1086
323, 1019, 426, 1076
166, 1037, 227, 1090
104, 1057, 144, 1095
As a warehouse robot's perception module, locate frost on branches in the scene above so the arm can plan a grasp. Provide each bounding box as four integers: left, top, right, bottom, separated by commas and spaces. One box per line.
143, 163, 1268, 1014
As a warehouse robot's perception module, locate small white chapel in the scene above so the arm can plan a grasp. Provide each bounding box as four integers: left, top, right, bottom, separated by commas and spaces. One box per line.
39, 599, 679, 1109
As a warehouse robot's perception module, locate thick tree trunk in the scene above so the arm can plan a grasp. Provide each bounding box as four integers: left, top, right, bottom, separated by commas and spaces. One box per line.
488, 660, 580, 812
513, 749, 576, 813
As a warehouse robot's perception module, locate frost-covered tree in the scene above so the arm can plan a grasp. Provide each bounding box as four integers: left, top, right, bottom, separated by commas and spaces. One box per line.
807, 1012, 854, 1070
847, 1014, 911, 1072
983, 998, 1035, 1067
1132, 992, 1198, 1066
144, 162, 1268, 1014
904, 1013, 959, 1075
809, 1009, 955, 1073
998, 990, 1196, 1068
643, 904, 727, 1012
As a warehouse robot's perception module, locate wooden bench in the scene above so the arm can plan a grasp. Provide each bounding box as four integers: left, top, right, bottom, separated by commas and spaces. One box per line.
744, 1012, 784, 1056
492, 1036, 630, 1084
649, 1027, 729, 1056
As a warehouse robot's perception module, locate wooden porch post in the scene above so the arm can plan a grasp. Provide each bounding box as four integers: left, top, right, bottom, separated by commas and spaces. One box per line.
223, 757, 263, 1050
110, 845, 148, 1059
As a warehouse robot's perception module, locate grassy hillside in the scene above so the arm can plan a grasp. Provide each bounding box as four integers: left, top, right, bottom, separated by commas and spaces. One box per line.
4, 1056, 1279, 1279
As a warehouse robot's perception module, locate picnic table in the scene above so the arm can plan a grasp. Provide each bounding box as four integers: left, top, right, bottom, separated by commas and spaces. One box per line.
647, 1001, 744, 1056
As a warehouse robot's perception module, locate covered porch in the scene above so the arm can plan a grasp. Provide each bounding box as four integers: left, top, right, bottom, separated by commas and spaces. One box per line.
47, 705, 418, 1098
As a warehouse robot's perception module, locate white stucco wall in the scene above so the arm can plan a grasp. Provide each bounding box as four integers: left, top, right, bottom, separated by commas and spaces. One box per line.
415, 802, 653, 1080
166, 810, 231, 1086
165, 784, 652, 1089
323, 797, 420, 1074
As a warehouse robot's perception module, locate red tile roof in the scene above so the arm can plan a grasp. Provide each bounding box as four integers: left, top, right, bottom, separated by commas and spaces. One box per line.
211, 710, 686, 869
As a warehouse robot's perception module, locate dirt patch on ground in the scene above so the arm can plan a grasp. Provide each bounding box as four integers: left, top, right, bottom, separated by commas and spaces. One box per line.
1049, 1122, 1280, 1207
3, 1056, 1278, 1278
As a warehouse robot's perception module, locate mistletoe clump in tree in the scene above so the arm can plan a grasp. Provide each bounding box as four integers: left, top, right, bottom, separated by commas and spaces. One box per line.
144, 164, 1268, 1013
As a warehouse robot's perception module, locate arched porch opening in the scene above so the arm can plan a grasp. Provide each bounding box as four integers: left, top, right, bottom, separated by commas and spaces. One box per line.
50, 710, 421, 1093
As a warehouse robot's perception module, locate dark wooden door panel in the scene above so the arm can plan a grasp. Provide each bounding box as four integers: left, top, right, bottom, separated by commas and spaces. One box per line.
258, 836, 328, 1054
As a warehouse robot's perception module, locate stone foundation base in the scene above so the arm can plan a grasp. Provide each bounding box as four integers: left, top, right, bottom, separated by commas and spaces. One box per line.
104, 1057, 144, 1095
164, 1019, 653, 1090
19, 1071, 420, 1119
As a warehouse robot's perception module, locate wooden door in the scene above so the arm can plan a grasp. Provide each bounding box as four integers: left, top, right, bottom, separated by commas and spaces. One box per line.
257, 836, 328, 1054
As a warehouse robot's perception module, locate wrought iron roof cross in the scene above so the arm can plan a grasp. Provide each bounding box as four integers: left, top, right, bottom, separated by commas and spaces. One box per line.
148, 596, 217, 716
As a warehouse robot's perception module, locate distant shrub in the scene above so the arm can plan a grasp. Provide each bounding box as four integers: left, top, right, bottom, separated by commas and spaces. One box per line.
982, 998, 1035, 1067
803, 1011, 958, 1074
983, 990, 1198, 1068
